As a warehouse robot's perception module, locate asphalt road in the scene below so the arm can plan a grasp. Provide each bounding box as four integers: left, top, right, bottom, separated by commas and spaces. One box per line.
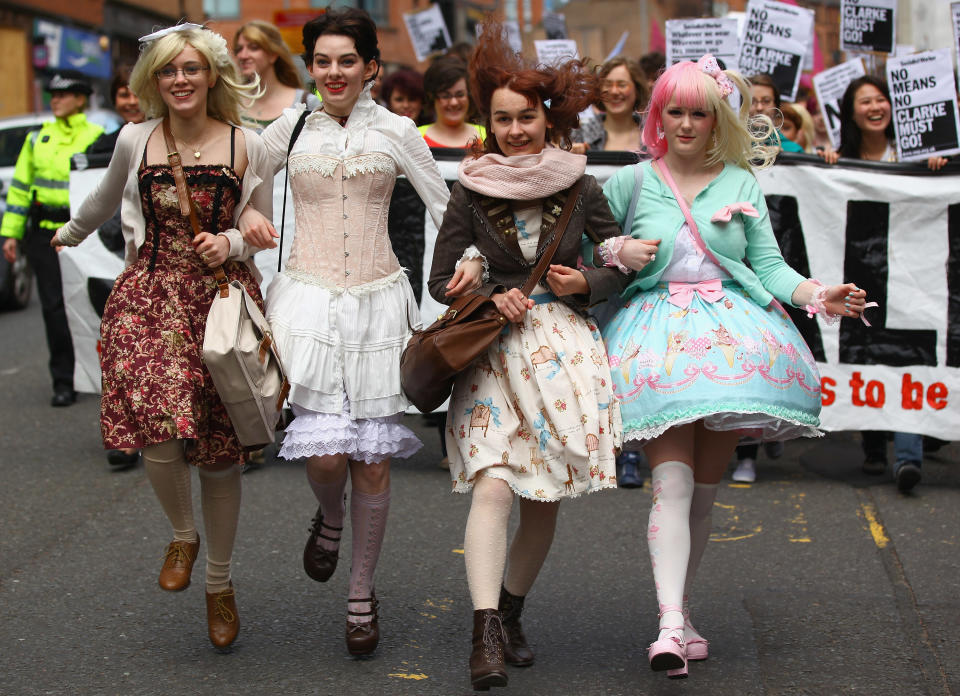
1, 295, 958, 696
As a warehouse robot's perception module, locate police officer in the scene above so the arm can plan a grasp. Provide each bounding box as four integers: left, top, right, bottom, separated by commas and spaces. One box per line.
1, 71, 103, 406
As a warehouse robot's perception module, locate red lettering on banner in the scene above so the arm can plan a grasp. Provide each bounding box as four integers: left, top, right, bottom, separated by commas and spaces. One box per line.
849, 372, 866, 406
865, 380, 885, 408
927, 382, 948, 410
821, 377, 836, 406
901, 373, 923, 409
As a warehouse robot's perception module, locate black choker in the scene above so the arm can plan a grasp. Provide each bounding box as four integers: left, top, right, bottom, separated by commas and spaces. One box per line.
327, 112, 349, 127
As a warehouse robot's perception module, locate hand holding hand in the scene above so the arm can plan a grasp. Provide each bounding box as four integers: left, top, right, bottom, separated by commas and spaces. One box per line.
546, 264, 589, 296
823, 283, 867, 318
492, 288, 534, 323
193, 232, 230, 267
618, 238, 661, 271
445, 258, 484, 297
3, 237, 17, 263
238, 206, 278, 249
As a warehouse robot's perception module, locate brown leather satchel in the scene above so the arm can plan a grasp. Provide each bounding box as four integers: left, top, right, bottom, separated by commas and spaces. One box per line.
400, 178, 585, 412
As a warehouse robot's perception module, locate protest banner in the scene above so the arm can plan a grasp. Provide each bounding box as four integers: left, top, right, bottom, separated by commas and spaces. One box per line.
840, 0, 896, 54
665, 18, 740, 71
402, 4, 451, 63
886, 49, 960, 161
812, 58, 866, 149
66, 157, 960, 438
534, 39, 579, 66
738, 0, 815, 101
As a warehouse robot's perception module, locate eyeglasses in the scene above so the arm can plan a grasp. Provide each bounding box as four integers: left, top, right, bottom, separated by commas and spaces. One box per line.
155, 64, 211, 81
437, 91, 467, 103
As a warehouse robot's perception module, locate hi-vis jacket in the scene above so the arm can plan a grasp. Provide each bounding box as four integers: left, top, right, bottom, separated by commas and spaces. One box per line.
0, 113, 103, 240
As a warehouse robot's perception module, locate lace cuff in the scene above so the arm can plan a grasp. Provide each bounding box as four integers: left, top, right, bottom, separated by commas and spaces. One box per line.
57, 226, 82, 247
597, 236, 631, 274
456, 245, 490, 283
803, 281, 841, 325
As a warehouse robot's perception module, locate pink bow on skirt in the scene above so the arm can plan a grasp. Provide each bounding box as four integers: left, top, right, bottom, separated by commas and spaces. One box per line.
667, 279, 725, 308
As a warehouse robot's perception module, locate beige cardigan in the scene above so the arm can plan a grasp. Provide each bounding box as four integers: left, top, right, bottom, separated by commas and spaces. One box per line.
61, 118, 273, 280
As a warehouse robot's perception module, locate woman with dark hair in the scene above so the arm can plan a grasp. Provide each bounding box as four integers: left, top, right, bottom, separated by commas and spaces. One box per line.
239, 7, 450, 656
819, 74, 944, 492
572, 56, 649, 153
234, 20, 304, 130
382, 67, 425, 124
419, 55, 486, 147
427, 22, 627, 690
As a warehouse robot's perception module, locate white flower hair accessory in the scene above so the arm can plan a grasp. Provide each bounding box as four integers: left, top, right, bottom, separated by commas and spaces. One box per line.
138, 22, 204, 45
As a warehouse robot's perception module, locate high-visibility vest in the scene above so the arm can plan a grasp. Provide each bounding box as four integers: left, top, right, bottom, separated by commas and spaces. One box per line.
0, 112, 103, 240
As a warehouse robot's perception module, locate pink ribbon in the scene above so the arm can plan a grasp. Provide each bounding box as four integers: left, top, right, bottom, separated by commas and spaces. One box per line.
697, 54, 735, 99
667, 279, 725, 308
711, 202, 759, 223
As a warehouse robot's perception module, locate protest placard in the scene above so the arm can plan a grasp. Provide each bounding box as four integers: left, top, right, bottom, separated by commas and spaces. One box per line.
812, 58, 866, 149
402, 5, 451, 63
887, 49, 960, 161
952, 3, 960, 86
542, 12, 568, 40
665, 18, 739, 71
534, 39, 579, 67
738, 0, 814, 101
840, 0, 896, 54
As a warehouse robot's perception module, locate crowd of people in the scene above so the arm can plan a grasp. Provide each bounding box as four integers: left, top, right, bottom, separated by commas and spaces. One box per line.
4, 5, 946, 690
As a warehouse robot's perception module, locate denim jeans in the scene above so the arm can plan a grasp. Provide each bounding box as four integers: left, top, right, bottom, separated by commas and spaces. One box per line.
861, 431, 923, 473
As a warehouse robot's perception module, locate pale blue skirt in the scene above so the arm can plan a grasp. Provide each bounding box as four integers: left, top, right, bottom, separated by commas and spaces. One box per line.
602, 281, 822, 444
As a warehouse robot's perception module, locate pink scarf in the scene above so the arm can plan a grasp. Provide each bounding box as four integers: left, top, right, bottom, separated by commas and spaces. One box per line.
457, 147, 586, 199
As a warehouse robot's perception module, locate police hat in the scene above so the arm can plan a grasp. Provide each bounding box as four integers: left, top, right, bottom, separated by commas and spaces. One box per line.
46, 71, 94, 96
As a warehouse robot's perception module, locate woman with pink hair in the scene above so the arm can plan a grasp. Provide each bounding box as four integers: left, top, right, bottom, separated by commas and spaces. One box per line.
587, 57, 871, 678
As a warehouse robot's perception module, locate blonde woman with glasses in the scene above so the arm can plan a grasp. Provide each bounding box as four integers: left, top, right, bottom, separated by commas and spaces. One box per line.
52, 24, 273, 649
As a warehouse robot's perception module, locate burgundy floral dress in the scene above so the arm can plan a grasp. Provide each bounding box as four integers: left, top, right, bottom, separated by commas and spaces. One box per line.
99, 159, 263, 467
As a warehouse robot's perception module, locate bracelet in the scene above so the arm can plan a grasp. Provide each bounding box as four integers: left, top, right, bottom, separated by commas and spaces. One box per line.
803, 281, 841, 325
455, 245, 490, 282
598, 236, 630, 274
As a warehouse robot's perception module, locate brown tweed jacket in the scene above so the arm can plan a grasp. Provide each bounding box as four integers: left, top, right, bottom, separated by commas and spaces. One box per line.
427, 174, 629, 312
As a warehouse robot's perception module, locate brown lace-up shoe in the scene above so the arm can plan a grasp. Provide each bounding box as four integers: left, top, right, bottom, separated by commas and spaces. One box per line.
498, 586, 534, 666
205, 584, 240, 648
470, 608, 508, 691
303, 504, 342, 582
158, 537, 200, 592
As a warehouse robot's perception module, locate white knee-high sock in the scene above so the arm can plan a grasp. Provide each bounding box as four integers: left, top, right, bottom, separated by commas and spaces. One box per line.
647, 460, 694, 636
143, 440, 197, 543
684, 482, 718, 642
198, 465, 242, 593
464, 476, 514, 610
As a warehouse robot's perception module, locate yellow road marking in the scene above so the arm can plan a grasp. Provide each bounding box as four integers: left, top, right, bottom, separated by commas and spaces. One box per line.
860, 502, 890, 549
452, 548, 464, 554
388, 673, 429, 680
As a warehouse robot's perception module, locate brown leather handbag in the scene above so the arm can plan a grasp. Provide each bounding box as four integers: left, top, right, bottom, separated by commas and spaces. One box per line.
400, 178, 584, 412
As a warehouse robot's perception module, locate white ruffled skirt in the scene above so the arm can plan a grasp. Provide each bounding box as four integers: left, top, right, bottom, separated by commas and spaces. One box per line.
267, 270, 423, 462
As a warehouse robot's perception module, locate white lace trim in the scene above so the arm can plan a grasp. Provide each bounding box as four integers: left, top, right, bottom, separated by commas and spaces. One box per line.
456, 245, 490, 282
283, 267, 406, 295
278, 411, 422, 463
288, 152, 397, 179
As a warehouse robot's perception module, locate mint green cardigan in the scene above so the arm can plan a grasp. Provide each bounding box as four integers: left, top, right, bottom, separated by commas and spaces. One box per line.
594, 160, 806, 307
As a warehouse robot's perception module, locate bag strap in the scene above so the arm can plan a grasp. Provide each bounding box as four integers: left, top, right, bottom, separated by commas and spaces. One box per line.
161, 118, 230, 298
519, 177, 585, 297
651, 157, 724, 268
278, 108, 310, 272
623, 161, 644, 232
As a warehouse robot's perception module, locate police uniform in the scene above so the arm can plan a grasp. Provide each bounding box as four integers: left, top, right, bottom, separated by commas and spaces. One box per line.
1, 73, 103, 404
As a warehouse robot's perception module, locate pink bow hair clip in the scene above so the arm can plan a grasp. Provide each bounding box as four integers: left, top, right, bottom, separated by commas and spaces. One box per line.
711, 202, 759, 223
697, 55, 735, 100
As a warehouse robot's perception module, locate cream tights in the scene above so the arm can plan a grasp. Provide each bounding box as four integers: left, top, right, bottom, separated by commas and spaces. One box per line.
464, 475, 559, 609
142, 440, 241, 593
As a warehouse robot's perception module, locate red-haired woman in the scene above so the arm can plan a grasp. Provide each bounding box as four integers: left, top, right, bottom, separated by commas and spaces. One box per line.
427, 22, 628, 691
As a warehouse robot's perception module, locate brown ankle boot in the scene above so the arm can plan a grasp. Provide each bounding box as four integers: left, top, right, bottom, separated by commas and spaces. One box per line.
205, 584, 240, 648
470, 608, 508, 691
498, 585, 534, 666
158, 537, 200, 592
